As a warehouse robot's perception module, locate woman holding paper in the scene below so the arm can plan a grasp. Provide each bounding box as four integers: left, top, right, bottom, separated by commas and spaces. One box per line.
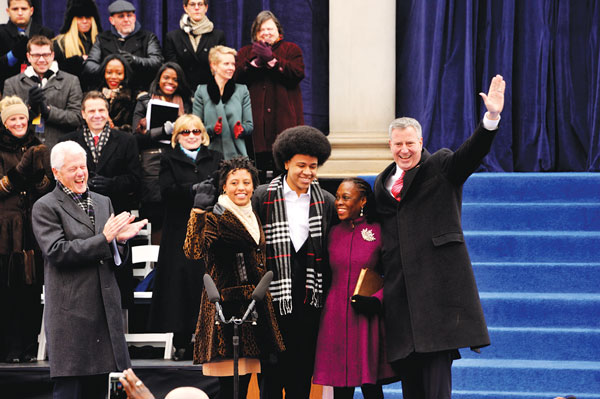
132, 62, 192, 242
193, 45, 253, 160
313, 178, 396, 399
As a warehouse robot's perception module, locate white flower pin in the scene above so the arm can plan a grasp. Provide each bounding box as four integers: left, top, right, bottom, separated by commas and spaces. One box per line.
361, 228, 376, 242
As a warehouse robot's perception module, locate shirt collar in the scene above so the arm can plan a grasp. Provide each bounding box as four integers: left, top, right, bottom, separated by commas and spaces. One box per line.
282, 174, 311, 199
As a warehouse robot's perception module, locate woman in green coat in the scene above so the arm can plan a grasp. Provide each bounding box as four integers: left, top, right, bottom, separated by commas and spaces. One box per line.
193, 45, 253, 160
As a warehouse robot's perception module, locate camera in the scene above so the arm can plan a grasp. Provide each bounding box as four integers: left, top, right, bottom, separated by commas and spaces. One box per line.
108, 372, 127, 399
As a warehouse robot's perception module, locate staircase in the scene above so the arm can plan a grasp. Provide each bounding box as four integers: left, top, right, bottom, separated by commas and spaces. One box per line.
378, 172, 600, 399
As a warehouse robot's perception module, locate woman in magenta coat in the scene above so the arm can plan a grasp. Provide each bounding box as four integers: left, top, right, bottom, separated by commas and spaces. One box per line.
235, 10, 305, 179
313, 178, 396, 399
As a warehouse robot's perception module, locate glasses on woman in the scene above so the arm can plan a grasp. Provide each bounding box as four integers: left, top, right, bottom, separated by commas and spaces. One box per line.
179, 129, 203, 136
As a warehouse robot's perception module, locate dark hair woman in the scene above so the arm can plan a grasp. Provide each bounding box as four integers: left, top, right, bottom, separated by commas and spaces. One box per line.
184, 156, 284, 399
96, 54, 136, 132
0, 96, 52, 363
132, 62, 192, 242
313, 177, 397, 399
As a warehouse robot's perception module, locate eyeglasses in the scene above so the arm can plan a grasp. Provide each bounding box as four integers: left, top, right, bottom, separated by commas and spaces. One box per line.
179, 129, 203, 136
187, 2, 206, 8
29, 53, 53, 60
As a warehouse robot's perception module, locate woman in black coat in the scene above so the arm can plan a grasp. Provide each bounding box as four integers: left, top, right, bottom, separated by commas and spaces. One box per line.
96, 54, 137, 133
147, 114, 222, 360
132, 62, 192, 242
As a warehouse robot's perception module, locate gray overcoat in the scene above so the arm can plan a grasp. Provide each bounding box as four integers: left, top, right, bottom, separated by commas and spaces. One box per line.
32, 187, 131, 377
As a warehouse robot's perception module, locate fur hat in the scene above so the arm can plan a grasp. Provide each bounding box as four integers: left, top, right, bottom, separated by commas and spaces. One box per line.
59, 0, 103, 34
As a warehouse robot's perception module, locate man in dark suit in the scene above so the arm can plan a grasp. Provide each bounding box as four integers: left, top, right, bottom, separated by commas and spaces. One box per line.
163, 0, 225, 91
32, 140, 147, 399
62, 90, 142, 215
372, 74, 506, 399
0, 0, 54, 92
83, 0, 163, 90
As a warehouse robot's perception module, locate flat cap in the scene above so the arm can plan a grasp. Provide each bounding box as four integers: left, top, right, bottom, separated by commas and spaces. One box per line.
108, 0, 135, 14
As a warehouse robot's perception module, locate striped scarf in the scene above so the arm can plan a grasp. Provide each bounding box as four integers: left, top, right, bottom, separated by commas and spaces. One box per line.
262, 175, 325, 315
82, 123, 110, 165
57, 180, 95, 227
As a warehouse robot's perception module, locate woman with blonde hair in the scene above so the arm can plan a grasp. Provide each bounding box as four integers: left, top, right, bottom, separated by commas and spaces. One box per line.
53, 0, 102, 89
148, 114, 223, 360
193, 45, 253, 160
0, 96, 52, 363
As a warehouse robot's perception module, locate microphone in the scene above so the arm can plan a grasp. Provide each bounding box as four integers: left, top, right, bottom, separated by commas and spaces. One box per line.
203, 274, 226, 323
241, 271, 274, 322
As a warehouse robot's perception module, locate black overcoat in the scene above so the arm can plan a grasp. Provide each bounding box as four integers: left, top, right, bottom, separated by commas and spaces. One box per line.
373, 123, 493, 362
148, 145, 222, 332
163, 27, 225, 91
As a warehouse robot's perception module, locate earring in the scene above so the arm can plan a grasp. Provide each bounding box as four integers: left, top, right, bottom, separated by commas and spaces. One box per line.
360, 206, 364, 217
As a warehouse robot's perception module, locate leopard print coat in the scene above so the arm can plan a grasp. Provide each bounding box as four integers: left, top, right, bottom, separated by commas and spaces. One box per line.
184, 204, 285, 364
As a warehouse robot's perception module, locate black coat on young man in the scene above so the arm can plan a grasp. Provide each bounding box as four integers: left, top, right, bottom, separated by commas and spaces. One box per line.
373, 124, 493, 363
0, 20, 54, 92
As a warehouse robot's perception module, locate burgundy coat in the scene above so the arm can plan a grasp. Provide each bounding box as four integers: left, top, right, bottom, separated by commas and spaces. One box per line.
235, 40, 305, 154
313, 218, 395, 387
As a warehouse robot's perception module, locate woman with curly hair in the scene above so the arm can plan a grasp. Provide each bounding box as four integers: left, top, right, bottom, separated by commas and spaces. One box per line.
184, 156, 284, 399
251, 125, 336, 399
0, 96, 52, 363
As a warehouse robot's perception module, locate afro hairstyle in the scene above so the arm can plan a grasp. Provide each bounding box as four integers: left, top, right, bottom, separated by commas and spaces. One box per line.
272, 125, 331, 170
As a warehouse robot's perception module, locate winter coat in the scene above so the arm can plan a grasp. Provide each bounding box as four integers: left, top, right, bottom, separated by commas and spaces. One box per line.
373, 123, 493, 362
53, 32, 94, 90
183, 204, 285, 363
0, 127, 52, 286
32, 188, 131, 377
3, 69, 82, 148
0, 20, 54, 92
61, 127, 142, 214
192, 77, 253, 159
163, 27, 225, 91
83, 23, 163, 90
235, 41, 304, 154
147, 145, 222, 333
313, 218, 395, 386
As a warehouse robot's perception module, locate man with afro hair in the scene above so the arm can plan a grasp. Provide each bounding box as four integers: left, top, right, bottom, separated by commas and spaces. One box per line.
252, 125, 335, 399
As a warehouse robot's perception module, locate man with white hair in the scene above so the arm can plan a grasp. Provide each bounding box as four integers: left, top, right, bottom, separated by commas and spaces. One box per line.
32, 141, 147, 399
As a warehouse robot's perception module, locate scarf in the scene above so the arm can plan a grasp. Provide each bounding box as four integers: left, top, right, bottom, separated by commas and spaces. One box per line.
262, 175, 325, 315
180, 14, 214, 52
57, 180, 95, 227
82, 123, 110, 164
217, 194, 260, 245
24, 61, 59, 88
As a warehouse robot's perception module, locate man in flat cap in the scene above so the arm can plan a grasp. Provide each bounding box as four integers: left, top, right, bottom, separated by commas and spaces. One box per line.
83, 0, 163, 90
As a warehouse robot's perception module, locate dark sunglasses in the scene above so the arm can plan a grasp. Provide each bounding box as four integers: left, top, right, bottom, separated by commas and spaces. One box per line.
179, 129, 203, 136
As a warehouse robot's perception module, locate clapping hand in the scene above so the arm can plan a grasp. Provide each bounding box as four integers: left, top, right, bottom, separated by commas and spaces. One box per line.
192, 178, 216, 210
233, 121, 244, 138
479, 74, 505, 120
252, 41, 274, 64
214, 117, 223, 135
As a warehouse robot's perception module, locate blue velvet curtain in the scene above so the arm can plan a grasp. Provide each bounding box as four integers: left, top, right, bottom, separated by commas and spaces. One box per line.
32, 0, 329, 134
396, 0, 600, 171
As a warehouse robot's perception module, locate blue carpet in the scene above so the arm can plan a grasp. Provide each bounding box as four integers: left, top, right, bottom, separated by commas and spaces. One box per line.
359, 172, 600, 399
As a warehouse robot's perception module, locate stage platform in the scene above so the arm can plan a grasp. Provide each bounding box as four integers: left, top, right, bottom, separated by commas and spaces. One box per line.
0, 359, 219, 399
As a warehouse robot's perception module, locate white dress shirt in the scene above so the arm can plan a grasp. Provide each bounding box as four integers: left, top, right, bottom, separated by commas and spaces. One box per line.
283, 177, 311, 252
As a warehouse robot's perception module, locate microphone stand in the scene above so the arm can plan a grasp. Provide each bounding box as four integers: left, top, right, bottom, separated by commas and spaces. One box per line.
204, 271, 273, 399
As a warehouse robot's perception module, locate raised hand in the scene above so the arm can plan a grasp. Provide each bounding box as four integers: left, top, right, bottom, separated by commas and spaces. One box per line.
116, 219, 148, 243
479, 74, 506, 120
233, 121, 244, 138
103, 212, 135, 242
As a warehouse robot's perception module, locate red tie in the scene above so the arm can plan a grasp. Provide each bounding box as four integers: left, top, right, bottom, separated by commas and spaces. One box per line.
391, 171, 405, 201
93, 135, 99, 147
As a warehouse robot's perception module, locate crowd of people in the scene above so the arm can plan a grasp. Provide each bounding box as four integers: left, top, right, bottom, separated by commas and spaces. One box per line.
0, 1, 513, 399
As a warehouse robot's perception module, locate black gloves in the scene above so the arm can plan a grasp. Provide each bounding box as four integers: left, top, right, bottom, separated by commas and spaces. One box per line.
119, 52, 137, 67
351, 295, 382, 315
28, 86, 49, 118
89, 175, 114, 194
252, 41, 274, 64
11, 34, 28, 60
15, 147, 36, 176
192, 178, 216, 210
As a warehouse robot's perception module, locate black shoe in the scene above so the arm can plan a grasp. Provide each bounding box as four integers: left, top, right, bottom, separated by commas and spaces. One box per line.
172, 348, 186, 361
4, 352, 20, 363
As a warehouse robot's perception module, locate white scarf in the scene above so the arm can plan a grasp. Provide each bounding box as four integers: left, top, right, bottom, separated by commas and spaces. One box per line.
217, 194, 260, 245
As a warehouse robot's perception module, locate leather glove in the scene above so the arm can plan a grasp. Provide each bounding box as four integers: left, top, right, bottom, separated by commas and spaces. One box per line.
214, 117, 223, 135
15, 147, 36, 176
32, 144, 50, 175
350, 295, 381, 315
119, 51, 137, 67
89, 175, 114, 194
192, 178, 216, 210
11, 34, 28, 60
233, 121, 244, 139
252, 41, 274, 63
28, 86, 49, 118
